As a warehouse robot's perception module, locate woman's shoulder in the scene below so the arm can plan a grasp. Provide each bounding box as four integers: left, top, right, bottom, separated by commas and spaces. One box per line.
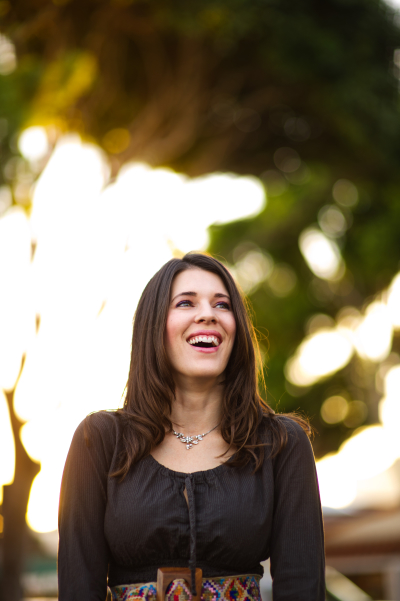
62, 411, 122, 482
260, 412, 313, 459
261, 412, 310, 436
72, 410, 120, 452
84, 408, 120, 430
275, 413, 310, 436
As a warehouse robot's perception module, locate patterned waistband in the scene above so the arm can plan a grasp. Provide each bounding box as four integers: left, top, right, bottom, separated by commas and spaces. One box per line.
110, 574, 261, 601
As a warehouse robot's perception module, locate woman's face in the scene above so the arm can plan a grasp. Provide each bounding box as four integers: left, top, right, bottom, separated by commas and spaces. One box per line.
165, 268, 236, 383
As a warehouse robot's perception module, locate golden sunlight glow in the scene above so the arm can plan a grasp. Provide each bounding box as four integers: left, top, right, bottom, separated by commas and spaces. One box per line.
4, 135, 266, 532
107, 164, 266, 254
353, 301, 392, 362
286, 276, 400, 508
316, 454, 357, 508
379, 365, 400, 457
317, 426, 398, 509
18, 127, 49, 162
285, 329, 353, 386
287, 293, 397, 392
0, 389, 15, 504
318, 364, 400, 509
0, 207, 35, 391
339, 426, 397, 480
27, 467, 62, 533
298, 227, 344, 280
185, 173, 265, 225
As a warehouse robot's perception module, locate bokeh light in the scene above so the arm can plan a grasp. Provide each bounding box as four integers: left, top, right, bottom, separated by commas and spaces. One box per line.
273, 147, 301, 172
318, 205, 349, 238
306, 313, 335, 334
232, 250, 273, 293
318, 363, 400, 509
299, 227, 344, 280
0, 34, 16, 75
317, 453, 357, 508
353, 301, 392, 362
284, 269, 400, 509
102, 128, 131, 154
18, 127, 49, 162
285, 329, 353, 386
332, 178, 358, 207
321, 395, 348, 424
287, 280, 400, 393
267, 264, 297, 297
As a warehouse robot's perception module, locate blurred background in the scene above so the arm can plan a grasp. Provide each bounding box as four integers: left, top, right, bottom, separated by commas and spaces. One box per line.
1, 0, 400, 599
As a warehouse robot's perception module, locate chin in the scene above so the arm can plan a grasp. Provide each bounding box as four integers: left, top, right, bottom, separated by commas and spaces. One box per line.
185, 365, 225, 380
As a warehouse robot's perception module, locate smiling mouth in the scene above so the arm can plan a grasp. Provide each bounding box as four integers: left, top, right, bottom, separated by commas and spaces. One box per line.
188, 335, 220, 348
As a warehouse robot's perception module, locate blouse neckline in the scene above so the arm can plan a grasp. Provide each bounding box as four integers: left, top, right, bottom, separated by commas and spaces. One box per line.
147, 452, 234, 480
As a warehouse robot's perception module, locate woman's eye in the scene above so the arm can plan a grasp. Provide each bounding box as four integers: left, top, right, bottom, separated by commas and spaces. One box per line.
176, 300, 193, 307
215, 301, 230, 310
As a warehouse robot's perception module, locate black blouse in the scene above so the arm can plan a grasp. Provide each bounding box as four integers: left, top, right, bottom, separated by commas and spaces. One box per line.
58, 412, 325, 601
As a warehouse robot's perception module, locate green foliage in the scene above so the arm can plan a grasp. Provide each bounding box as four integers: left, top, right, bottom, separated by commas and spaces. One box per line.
3, 0, 400, 175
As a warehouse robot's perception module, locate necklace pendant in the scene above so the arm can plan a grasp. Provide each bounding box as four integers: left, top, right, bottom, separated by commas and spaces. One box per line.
172, 423, 219, 450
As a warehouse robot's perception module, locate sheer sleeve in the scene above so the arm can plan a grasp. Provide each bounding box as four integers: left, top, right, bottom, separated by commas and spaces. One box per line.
58, 413, 116, 601
269, 419, 325, 601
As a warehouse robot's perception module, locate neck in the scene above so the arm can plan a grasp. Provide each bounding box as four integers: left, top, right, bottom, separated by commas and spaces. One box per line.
170, 378, 223, 436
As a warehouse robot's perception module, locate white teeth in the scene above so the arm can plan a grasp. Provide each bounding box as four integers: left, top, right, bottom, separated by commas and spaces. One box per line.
188, 335, 220, 346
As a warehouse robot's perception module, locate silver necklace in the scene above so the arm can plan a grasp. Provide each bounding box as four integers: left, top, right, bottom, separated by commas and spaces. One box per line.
172, 423, 219, 450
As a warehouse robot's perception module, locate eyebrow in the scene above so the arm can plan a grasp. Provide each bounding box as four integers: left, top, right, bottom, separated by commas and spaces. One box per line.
171, 291, 231, 303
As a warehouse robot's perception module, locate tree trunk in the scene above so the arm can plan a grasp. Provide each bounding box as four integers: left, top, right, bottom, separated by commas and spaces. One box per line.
0, 389, 40, 601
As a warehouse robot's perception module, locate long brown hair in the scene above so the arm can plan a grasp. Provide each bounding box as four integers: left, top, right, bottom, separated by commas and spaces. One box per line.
93, 253, 309, 479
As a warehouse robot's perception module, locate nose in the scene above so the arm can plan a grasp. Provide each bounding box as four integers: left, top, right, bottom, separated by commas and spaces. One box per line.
194, 301, 217, 324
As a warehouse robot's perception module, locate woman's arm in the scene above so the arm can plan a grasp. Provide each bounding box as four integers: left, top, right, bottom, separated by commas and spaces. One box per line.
58, 413, 115, 601
269, 419, 325, 601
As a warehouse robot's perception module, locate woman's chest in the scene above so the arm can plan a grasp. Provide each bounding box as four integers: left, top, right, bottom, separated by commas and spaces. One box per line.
104, 456, 274, 568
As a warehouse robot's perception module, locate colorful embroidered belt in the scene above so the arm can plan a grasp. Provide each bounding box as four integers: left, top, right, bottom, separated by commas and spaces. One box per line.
110, 574, 261, 601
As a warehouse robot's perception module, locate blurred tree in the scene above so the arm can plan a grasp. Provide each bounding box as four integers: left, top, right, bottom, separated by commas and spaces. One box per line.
2, 0, 400, 178
1, 0, 400, 597
2, 388, 40, 601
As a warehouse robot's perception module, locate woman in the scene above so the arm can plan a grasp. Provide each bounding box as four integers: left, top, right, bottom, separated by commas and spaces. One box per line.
58, 253, 325, 601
